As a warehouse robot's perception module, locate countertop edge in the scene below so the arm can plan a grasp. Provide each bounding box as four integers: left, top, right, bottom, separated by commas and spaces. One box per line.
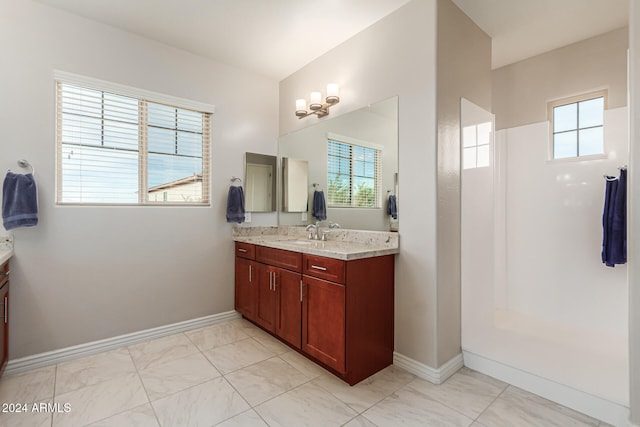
0, 249, 14, 265
233, 237, 399, 261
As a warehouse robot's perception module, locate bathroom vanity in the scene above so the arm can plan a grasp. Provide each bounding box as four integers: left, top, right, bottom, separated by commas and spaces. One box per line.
0, 254, 11, 377
233, 227, 398, 385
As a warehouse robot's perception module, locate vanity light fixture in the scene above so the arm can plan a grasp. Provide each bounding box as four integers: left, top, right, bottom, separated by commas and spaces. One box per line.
295, 83, 340, 119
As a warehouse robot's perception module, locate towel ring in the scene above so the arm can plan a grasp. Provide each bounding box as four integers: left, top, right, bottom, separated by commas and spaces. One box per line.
17, 159, 34, 174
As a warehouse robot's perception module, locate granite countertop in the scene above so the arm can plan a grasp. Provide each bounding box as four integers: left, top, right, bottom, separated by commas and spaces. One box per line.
0, 249, 13, 265
233, 226, 399, 261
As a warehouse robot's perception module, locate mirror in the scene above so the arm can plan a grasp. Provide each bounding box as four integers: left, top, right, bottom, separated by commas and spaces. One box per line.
282, 157, 309, 212
244, 152, 277, 212
278, 96, 398, 231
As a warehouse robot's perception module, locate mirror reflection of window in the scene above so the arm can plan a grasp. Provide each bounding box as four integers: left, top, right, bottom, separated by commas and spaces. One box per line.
327, 138, 381, 208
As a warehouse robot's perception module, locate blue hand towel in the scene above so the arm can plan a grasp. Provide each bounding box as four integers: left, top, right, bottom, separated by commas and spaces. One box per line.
226, 186, 245, 224
602, 169, 626, 267
2, 171, 38, 230
387, 194, 398, 219
312, 190, 327, 221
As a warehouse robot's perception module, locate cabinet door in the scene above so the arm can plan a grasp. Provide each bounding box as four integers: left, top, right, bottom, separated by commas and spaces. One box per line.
255, 264, 277, 333
275, 268, 301, 349
302, 275, 345, 373
0, 281, 8, 375
235, 257, 256, 321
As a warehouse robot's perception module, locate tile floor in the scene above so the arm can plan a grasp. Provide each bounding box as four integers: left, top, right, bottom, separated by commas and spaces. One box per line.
0, 318, 612, 427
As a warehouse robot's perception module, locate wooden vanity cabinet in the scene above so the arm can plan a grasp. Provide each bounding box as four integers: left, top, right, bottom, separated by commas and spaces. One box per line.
274, 267, 302, 348
234, 243, 257, 321
301, 274, 345, 373
235, 242, 303, 348
254, 247, 302, 348
301, 254, 395, 384
234, 242, 395, 385
0, 260, 9, 376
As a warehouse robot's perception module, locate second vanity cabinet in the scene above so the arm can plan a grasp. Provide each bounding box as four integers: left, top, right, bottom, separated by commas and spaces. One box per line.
0, 260, 9, 376
234, 241, 394, 385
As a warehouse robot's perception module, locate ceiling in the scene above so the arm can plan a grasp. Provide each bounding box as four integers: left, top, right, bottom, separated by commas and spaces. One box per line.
36, 0, 629, 79
452, 0, 629, 69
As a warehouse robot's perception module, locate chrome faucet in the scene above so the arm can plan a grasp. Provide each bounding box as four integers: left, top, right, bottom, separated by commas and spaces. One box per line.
305, 222, 319, 240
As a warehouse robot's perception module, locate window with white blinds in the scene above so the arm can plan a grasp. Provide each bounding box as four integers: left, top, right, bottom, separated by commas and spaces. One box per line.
327, 137, 381, 208
56, 78, 211, 205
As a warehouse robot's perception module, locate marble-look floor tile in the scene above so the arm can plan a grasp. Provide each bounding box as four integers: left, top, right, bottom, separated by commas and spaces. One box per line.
0, 400, 52, 427
185, 321, 248, 351
362, 381, 474, 427
313, 365, 415, 413
0, 365, 55, 404
128, 333, 199, 371
255, 381, 357, 427
227, 318, 264, 337
203, 338, 275, 374
278, 350, 329, 380
139, 351, 220, 400
87, 403, 159, 426
226, 357, 309, 406
407, 367, 507, 419
249, 329, 292, 355
476, 386, 600, 427
215, 409, 269, 426
55, 347, 137, 395
343, 415, 379, 427
52, 372, 148, 427
151, 377, 249, 426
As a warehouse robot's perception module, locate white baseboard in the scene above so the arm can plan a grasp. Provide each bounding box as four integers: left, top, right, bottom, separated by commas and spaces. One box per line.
5, 310, 240, 376
463, 350, 630, 427
393, 351, 463, 384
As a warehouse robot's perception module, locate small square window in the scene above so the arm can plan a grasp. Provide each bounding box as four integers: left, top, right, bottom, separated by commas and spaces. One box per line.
549, 91, 606, 160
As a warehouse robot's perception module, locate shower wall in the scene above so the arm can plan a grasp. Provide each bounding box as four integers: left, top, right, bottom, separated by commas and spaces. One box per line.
461, 105, 629, 425
502, 109, 628, 337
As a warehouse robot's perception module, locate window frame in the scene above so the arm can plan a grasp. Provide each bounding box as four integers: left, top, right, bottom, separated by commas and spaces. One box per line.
54, 71, 214, 206
547, 89, 607, 161
326, 133, 382, 209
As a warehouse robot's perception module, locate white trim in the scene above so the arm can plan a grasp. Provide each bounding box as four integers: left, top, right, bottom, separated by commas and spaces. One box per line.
4, 311, 240, 376
52, 70, 216, 114
463, 350, 630, 427
393, 351, 463, 384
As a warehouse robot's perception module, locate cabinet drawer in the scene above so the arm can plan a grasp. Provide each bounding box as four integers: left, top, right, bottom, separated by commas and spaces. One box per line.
255, 246, 302, 272
303, 255, 345, 284
235, 242, 255, 259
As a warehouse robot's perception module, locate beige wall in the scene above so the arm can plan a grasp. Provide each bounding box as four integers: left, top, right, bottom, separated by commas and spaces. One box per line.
435, 0, 492, 366
493, 27, 628, 131
0, 0, 278, 358
280, 0, 441, 368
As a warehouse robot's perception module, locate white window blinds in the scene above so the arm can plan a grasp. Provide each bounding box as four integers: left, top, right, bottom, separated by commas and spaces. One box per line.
56, 79, 211, 205
327, 136, 381, 208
